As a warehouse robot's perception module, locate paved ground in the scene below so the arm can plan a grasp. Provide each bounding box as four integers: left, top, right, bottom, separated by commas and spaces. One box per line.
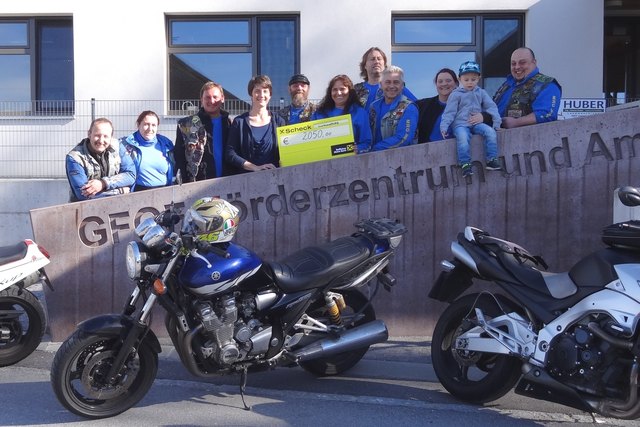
7, 284, 635, 426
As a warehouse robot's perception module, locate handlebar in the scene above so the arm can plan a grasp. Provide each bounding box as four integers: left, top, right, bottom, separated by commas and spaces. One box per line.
157, 211, 181, 228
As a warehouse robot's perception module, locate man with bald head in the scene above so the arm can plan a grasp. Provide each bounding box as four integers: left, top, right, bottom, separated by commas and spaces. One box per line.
493, 47, 561, 129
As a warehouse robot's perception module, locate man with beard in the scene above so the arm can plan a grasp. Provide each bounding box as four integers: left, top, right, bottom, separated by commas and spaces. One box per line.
278, 74, 316, 125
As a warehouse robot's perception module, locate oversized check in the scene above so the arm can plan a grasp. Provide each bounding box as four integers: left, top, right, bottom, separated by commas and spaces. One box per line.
277, 114, 355, 167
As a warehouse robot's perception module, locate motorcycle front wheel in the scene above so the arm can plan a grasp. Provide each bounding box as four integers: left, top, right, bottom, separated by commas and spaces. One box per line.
50, 330, 158, 419
431, 293, 522, 404
299, 289, 375, 376
0, 286, 46, 366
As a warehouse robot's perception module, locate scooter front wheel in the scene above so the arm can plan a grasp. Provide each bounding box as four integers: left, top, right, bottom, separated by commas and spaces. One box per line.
0, 286, 46, 366
50, 330, 158, 419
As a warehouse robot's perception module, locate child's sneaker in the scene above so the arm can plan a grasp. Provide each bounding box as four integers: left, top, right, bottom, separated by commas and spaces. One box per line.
485, 158, 503, 171
460, 163, 473, 177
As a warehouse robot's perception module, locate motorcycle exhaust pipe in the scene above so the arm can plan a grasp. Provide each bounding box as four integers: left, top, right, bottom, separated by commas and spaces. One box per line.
292, 319, 388, 362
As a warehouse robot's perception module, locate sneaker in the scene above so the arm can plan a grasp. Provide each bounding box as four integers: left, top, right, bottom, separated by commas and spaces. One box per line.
485, 158, 503, 171
460, 163, 473, 177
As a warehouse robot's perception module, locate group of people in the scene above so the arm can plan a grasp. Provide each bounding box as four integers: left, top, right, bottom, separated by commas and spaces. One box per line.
65, 45, 561, 201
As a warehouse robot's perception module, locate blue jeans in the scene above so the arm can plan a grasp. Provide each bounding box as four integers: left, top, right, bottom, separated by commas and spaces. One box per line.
453, 124, 497, 165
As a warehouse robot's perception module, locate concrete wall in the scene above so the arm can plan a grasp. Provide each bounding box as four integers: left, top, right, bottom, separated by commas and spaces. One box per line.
0, 179, 68, 242
31, 107, 640, 341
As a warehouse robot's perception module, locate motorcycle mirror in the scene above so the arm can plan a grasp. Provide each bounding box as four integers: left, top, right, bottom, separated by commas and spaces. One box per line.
618, 186, 640, 207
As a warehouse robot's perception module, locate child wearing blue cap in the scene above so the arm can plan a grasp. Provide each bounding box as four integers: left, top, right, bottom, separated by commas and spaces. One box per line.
440, 61, 502, 178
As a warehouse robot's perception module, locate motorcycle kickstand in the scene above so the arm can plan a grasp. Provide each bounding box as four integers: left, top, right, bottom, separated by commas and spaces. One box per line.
239, 366, 251, 411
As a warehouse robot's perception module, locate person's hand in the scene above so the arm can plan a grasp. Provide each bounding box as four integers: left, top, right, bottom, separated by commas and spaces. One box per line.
468, 112, 484, 126
501, 117, 518, 129
81, 179, 105, 198
245, 162, 276, 172
441, 131, 448, 139
254, 163, 276, 171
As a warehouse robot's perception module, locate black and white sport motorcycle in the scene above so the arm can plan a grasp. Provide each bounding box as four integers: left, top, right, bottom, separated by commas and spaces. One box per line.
0, 239, 50, 366
50, 194, 407, 419
429, 186, 640, 420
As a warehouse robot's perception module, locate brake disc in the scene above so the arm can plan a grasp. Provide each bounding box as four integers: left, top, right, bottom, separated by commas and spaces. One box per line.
80, 350, 139, 399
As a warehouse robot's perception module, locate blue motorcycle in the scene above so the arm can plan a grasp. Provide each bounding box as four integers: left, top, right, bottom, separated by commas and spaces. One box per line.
50, 196, 406, 419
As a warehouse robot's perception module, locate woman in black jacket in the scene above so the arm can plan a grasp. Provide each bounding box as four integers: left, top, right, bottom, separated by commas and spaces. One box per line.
416, 68, 458, 143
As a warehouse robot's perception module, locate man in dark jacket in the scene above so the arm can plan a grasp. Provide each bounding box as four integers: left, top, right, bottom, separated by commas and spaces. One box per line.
175, 81, 232, 182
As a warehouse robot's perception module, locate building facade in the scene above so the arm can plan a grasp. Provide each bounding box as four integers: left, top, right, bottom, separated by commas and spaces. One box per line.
1, 0, 639, 242
0, 0, 615, 111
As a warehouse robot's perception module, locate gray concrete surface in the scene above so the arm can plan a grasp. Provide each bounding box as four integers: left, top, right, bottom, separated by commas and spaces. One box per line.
13, 254, 637, 426
4, 334, 636, 427
0, 178, 68, 242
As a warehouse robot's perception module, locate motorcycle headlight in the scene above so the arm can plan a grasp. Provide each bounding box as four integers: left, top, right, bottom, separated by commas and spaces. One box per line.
142, 224, 169, 250
126, 241, 146, 279
135, 217, 158, 238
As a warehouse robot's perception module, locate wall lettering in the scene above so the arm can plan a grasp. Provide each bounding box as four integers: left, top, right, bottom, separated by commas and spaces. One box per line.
77, 132, 639, 247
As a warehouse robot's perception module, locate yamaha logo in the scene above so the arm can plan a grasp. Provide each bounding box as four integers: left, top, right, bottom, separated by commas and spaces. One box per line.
211, 271, 221, 281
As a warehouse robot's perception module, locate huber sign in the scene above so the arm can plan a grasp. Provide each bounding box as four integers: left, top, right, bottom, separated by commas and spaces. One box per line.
559, 98, 606, 119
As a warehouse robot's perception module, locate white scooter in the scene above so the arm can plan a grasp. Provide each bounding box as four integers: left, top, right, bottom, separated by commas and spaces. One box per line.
0, 239, 51, 366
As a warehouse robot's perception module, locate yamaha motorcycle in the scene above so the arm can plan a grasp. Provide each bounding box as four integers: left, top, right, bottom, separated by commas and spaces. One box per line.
50, 195, 407, 419
0, 239, 51, 366
429, 186, 640, 420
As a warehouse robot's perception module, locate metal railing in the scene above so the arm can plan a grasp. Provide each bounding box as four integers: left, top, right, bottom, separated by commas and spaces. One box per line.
1, 97, 639, 179
0, 99, 254, 179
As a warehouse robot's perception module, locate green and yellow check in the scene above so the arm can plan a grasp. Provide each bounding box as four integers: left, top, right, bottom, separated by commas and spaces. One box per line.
277, 114, 355, 167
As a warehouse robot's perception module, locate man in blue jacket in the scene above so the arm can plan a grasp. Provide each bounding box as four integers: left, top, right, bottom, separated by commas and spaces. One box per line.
368, 65, 418, 152
493, 47, 562, 129
66, 118, 135, 202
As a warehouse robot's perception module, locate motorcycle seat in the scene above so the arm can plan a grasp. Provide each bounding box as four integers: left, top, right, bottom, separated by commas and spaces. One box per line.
0, 241, 28, 266
475, 233, 578, 299
268, 235, 373, 293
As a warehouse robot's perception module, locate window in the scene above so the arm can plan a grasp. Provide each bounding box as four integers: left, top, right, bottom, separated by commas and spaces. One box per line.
0, 18, 74, 115
167, 16, 298, 114
392, 15, 523, 99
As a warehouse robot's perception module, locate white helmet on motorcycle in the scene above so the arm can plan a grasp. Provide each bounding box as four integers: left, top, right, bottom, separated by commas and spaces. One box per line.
183, 197, 240, 243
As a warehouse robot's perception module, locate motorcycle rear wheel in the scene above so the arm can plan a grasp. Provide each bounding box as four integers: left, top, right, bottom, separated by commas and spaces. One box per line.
299, 289, 375, 376
0, 286, 46, 366
431, 293, 522, 403
50, 330, 158, 419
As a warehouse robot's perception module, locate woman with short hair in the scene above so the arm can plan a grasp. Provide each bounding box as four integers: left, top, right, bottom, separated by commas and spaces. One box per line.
225, 75, 285, 173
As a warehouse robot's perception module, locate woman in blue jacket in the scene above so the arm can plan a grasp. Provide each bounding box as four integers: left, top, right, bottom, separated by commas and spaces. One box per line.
312, 74, 372, 153
121, 110, 174, 191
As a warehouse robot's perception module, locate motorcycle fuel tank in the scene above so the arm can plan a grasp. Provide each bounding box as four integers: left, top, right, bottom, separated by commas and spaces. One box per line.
179, 242, 262, 296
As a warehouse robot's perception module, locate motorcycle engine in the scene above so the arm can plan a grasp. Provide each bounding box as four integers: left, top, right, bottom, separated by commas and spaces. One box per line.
547, 319, 630, 397
194, 292, 271, 366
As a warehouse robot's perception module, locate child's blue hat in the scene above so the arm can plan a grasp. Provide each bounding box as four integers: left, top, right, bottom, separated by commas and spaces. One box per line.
459, 61, 481, 75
